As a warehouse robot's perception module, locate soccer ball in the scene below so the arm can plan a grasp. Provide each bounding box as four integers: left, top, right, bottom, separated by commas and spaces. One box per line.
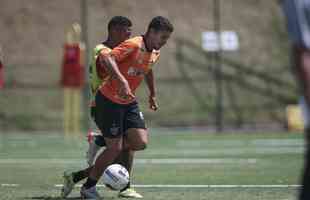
102, 164, 129, 191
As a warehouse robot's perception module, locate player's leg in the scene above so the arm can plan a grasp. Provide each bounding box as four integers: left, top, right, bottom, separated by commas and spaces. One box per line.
125, 102, 148, 151
118, 102, 147, 198
86, 105, 106, 165
61, 166, 93, 198
117, 129, 146, 199
86, 130, 106, 166
126, 128, 148, 151
114, 146, 134, 175
81, 136, 123, 199
81, 92, 125, 199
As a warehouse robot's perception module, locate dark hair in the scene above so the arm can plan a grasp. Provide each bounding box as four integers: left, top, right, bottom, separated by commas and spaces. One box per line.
108, 16, 132, 31
147, 16, 174, 33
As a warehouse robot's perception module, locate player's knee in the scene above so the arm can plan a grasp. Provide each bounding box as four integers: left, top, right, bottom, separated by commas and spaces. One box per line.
106, 144, 123, 154
131, 140, 147, 151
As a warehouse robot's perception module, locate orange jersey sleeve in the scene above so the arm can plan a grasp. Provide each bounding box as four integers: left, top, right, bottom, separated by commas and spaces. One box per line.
110, 40, 139, 63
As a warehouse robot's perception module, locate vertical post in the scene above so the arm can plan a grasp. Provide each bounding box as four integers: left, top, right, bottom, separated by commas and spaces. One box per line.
80, 0, 90, 130
214, 0, 223, 132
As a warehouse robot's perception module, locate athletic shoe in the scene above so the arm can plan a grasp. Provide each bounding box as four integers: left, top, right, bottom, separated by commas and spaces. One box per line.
80, 186, 102, 199
61, 171, 75, 198
119, 188, 143, 198
86, 131, 101, 166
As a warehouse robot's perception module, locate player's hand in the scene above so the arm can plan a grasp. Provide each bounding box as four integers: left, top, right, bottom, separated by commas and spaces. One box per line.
149, 96, 159, 111
119, 79, 135, 100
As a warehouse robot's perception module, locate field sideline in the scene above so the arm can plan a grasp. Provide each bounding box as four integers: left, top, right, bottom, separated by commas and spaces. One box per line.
0, 129, 304, 200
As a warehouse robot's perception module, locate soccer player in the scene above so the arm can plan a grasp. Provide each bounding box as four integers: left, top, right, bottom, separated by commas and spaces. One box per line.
281, 0, 310, 199
61, 16, 143, 198
66, 16, 173, 199
87, 16, 144, 198
87, 15, 133, 167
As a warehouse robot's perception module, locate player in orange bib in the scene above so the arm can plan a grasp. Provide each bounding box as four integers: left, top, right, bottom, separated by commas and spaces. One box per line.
98, 35, 160, 105
70, 16, 173, 199
62, 16, 146, 199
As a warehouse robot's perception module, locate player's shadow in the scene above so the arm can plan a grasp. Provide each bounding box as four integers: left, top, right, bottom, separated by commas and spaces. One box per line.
22, 196, 82, 200
23, 196, 115, 200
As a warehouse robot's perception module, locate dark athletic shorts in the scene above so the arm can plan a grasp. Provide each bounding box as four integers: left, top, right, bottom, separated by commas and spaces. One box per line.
94, 91, 146, 138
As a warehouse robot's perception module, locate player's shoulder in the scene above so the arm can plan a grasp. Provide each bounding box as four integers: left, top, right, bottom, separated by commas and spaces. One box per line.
94, 43, 112, 55
122, 36, 143, 49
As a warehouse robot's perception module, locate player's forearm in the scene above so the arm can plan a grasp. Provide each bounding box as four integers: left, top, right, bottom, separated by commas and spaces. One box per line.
145, 69, 156, 97
101, 55, 127, 83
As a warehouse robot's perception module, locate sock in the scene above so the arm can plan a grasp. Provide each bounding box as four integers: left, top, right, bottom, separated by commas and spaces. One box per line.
120, 182, 130, 192
83, 177, 98, 189
94, 135, 106, 147
72, 170, 87, 183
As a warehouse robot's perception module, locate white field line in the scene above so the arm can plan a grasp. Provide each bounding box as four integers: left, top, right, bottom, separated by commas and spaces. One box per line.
1, 184, 19, 187
143, 147, 304, 156
53, 184, 301, 189
176, 139, 304, 147
0, 158, 258, 164
135, 158, 257, 164
0, 183, 300, 189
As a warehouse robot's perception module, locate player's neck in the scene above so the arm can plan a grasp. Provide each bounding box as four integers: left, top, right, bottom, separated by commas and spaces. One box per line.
103, 37, 120, 49
142, 35, 153, 52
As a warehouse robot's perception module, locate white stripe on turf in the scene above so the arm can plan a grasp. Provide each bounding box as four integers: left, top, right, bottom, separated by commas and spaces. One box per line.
53, 184, 301, 188
0, 158, 258, 164
1, 184, 19, 187
0, 183, 300, 188
177, 139, 304, 147
143, 147, 304, 156
135, 158, 257, 164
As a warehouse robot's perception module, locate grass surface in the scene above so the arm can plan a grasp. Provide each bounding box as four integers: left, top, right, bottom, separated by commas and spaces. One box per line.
0, 130, 304, 199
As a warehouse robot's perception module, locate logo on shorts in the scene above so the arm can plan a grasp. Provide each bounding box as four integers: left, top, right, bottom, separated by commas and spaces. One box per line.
139, 112, 144, 120
127, 67, 144, 76
110, 123, 120, 136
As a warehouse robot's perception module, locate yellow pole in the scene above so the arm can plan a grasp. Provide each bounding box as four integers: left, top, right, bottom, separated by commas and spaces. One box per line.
63, 87, 71, 138
63, 23, 84, 139
72, 88, 82, 137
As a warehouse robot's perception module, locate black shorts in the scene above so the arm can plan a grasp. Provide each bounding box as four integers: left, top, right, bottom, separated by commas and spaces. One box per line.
94, 92, 146, 138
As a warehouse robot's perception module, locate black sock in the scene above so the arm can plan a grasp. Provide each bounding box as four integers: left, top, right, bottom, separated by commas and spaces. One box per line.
120, 182, 130, 192
72, 170, 87, 183
83, 177, 98, 189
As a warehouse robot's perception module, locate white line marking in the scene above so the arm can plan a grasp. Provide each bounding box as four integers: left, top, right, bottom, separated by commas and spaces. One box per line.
177, 139, 304, 147
0, 183, 300, 189
54, 184, 301, 188
135, 158, 257, 164
144, 147, 304, 156
0, 158, 258, 164
1, 184, 19, 187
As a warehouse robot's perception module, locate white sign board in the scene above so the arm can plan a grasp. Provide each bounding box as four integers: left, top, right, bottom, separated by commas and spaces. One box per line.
202, 31, 239, 52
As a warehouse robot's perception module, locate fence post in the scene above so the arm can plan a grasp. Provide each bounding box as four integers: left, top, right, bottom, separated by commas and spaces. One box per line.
214, 0, 223, 132
80, 0, 90, 131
